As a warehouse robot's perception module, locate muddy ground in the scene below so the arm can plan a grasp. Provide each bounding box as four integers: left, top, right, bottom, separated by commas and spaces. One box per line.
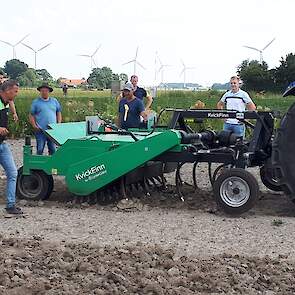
0, 139, 295, 294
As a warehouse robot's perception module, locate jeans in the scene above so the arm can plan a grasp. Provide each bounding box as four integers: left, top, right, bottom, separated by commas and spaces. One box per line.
224, 122, 245, 138
35, 132, 56, 155
0, 143, 17, 208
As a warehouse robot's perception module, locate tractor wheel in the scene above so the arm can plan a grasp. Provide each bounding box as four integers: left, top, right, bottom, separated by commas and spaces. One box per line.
272, 102, 295, 200
213, 168, 259, 215
17, 167, 53, 201
260, 160, 282, 192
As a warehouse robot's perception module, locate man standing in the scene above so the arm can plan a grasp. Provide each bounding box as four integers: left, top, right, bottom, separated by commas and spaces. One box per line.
62, 84, 68, 97
217, 76, 256, 137
0, 80, 23, 214
119, 82, 147, 129
130, 75, 153, 110
29, 84, 62, 155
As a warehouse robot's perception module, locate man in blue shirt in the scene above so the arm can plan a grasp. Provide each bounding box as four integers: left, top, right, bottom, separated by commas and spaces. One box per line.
118, 82, 147, 129
130, 75, 153, 110
29, 84, 62, 155
217, 76, 256, 137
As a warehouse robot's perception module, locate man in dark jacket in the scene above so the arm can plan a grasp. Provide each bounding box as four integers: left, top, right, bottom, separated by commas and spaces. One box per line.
0, 80, 23, 214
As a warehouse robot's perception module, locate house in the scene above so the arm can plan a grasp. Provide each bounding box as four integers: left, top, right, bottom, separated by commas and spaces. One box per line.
59, 78, 87, 88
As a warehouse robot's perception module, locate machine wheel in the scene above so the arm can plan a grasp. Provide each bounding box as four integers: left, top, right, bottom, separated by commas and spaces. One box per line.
17, 167, 53, 201
272, 102, 295, 199
213, 168, 259, 215
260, 161, 282, 192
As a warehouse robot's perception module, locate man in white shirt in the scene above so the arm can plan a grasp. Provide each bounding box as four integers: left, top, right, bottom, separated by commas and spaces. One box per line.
217, 76, 256, 137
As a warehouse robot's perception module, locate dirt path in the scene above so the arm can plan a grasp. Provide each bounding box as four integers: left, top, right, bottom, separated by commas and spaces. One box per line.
1, 139, 295, 294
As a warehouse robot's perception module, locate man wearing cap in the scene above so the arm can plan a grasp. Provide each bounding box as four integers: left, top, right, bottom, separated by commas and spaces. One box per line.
0, 80, 23, 214
118, 82, 147, 129
29, 84, 62, 155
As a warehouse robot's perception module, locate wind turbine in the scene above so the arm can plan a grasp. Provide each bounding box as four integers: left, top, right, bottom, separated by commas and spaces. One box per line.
122, 46, 146, 74
0, 34, 30, 59
179, 59, 195, 89
22, 42, 51, 69
243, 38, 275, 63
157, 54, 171, 86
78, 45, 101, 69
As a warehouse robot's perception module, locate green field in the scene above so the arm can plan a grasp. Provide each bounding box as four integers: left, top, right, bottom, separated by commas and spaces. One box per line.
9, 88, 295, 138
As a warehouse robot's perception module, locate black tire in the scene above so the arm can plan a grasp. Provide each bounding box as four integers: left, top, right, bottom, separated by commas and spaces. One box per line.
213, 168, 259, 215
17, 167, 53, 201
272, 102, 295, 199
260, 162, 282, 192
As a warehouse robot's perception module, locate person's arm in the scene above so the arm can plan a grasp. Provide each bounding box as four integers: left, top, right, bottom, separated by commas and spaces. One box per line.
29, 114, 40, 131
57, 112, 62, 123
56, 99, 62, 123
116, 92, 123, 103
29, 102, 39, 131
145, 95, 153, 110
217, 92, 227, 110
247, 102, 256, 111
217, 101, 225, 109
138, 100, 147, 121
140, 111, 148, 121
244, 92, 256, 111
9, 101, 18, 122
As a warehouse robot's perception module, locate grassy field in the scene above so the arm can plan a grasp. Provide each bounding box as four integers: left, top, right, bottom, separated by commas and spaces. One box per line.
9, 88, 295, 138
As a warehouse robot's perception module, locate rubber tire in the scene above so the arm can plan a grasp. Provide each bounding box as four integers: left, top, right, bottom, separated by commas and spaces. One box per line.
260, 164, 282, 192
17, 167, 53, 201
213, 168, 259, 215
272, 102, 295, 199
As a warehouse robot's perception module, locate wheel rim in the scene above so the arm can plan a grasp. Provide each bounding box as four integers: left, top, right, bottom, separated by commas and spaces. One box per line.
18, 173, 44, 199
220, 176, 250, 207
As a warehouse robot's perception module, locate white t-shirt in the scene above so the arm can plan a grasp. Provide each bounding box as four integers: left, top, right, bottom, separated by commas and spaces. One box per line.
220, 89, 253, 124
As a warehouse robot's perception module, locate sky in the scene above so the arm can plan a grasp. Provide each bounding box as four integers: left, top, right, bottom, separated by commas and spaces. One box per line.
1, 0, 295, 86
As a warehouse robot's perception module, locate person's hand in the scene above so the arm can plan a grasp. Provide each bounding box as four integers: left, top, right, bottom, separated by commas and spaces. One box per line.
33, 125, 41, 132
12, 113, 19, 122
0, 127, 9, 136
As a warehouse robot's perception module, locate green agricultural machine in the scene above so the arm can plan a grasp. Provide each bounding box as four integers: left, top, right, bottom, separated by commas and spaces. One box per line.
16, 96, 295, 215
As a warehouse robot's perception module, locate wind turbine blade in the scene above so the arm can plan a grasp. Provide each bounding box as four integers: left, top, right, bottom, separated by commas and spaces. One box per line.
92, 44, 101, 57
122, 59, 135, 65
243, 45, 261, 52
0, 40, 13, 46
180, 59, 185, 67
22, 43, 35, 52
78, 54, 91, 57
38, 43, 51, 51
136, 61, 146, 70
15, 34, 30, 46
179, 69, 185, 77
158, 65, 163, 73
262, 38, 275, 51
135, 46, 139, 60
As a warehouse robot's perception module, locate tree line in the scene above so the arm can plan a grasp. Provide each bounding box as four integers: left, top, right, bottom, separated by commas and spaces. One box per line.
238, 53, 295, 93
0, 59, 128, 89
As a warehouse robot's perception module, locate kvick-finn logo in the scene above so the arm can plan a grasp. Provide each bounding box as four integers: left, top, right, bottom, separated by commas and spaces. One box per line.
75, 164, 107, 182
207, 112, 230, 118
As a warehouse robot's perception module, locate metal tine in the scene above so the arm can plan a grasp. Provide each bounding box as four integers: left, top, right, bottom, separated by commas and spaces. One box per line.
139, 178, 151, 196
148, 177, 160, 191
